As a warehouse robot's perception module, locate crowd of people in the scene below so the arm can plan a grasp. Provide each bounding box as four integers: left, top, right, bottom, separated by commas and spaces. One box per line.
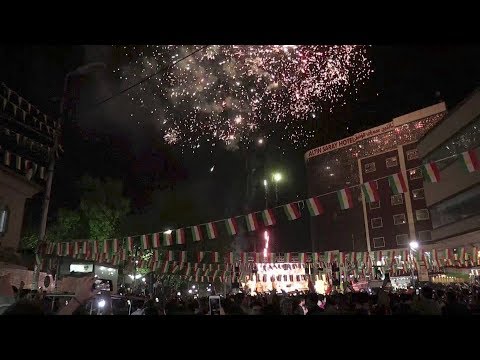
1, 272, 479, 315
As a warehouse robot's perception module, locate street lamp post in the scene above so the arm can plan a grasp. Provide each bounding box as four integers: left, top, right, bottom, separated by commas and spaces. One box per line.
409, 240, 419, 290
31, 63, 106, 290
272, 172, 282, 205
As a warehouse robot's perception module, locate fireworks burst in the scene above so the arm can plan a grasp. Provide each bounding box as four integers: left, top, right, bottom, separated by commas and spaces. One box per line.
113, 45, 373, 151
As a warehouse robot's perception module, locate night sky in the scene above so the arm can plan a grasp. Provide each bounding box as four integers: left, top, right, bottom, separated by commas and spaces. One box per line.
1, 45, 480, 252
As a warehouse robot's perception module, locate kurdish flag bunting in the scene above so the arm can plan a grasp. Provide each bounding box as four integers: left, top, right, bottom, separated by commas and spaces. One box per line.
141, 234, 150, 250
82, 241, 89, 255
127, 237, 134, 253
166, 250, 174, 262
92, 241, 99, 255
226, 252, 234, 264
246, 213, 260, 231
461, 150, 480, 173
225, 218, 238, 236
284, 202, 301, 221
198, 251, 205, 263
74, 242, 80, 255
179, 251, 187, 263
306, 197, 324, 216
422, 162, 440, 183
112, 238, 119, 253
163, 231, 173, 246
388, 173, 408, 194
191, 225, 202, 242
152, 233, 161, 248
175, 229, 185, 245
361, 181, 380, 203
298, 253, 306, 263
337, 188, 354, 210
103, 239, 110, 254
206, 222, 218, 239
212, 252, 220, 263
262, 209, 276, 226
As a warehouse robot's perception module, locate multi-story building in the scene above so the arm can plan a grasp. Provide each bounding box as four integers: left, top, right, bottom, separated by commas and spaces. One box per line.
417, 89, 480, 250
305, 103, 447, 252
0, 83, 56, 253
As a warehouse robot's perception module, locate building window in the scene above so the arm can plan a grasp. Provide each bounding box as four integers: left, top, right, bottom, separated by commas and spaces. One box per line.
386, 156, 398, 168
418, 231, 432, 242
416, 209, 430, 221
406, 149, 419, 161
0, 205, 8, 236
371, 217, 383, 229
409, 168, 423, 180
391, 194, 404, 206
364, 162, 376, 173
369, 201, 381, 210
412, 188, 425, 200
373, 237, 385, 249
393, 213, 407, 225
396, 234, 410, 246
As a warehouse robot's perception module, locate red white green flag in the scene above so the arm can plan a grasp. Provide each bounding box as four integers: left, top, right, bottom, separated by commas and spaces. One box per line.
127, 237, 134, 253
422, 162, 440, 183
337, 188, 354, 210
225, 252, 234, 264
166, 250, 174, 262
82, 241, 89, 255
461, 150, 480, 173
298, 253, 306, 263
262, 209, 276, 226
457, 247, 466, 264
73, 242, 80, 255
284, 203, 301, 221
179, 251, 187, 263
163, 231, 173, 246
313, 252, 321, 263
225, 218, 238, 236
191, 225, 202, 242
211, 252, 220, 263
153, 249, 160, 262
361, 181, 380, 203
306, 197, 324, 216
285, 252, 293, 262
152, 233, 161, 248
103, 239, 110, 254
4, 151, 11, 166
198, 251, 205, 262
141, 234, 150, 250
112, 238, 119, 253
175, 229, 185, 245
205, 222, 218, 239
92, 241, 99, 255
388, 173, 408, 194
161, 261, 169, 274
246, 213, 260, 231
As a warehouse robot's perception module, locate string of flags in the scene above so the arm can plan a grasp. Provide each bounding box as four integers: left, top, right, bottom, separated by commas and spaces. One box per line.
0, 125, 62, 158
1, 83, 59, 129
43, 148, 479, 251
0, 145, 47, 181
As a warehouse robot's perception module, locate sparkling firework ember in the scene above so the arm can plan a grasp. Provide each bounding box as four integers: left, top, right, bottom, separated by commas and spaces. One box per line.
113, 45, 372, 150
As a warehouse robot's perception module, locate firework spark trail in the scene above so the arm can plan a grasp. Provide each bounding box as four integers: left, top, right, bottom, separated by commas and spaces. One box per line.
113, 45, 373, 151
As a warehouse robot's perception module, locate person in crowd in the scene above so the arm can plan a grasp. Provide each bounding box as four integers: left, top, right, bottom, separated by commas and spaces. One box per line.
305, 293, 323, 315
442, 291, 470, 316
411, 286, 442, 315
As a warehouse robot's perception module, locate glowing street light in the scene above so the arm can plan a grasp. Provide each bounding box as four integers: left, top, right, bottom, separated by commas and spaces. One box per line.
258, 138, 264, 145
272, 172, 282, 204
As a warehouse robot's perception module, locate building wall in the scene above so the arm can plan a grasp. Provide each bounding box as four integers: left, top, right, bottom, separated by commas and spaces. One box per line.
0, 167, 41, 250
306, 103, 446, 252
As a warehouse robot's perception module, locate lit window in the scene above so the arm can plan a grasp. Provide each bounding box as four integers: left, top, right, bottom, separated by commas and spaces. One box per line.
364, 162, 376, 173
391, 194, 404, 206
373, 237, 385, 248
409, 168, 423, 180
371, 217, 383, 229
406, 149, 419, 161
396, 234, 409, 245
369, 201, 381, 210
393, 213, 407, 225
416, 209, 430, 221
386, 156, 398, 168
412, 188, 425, 200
